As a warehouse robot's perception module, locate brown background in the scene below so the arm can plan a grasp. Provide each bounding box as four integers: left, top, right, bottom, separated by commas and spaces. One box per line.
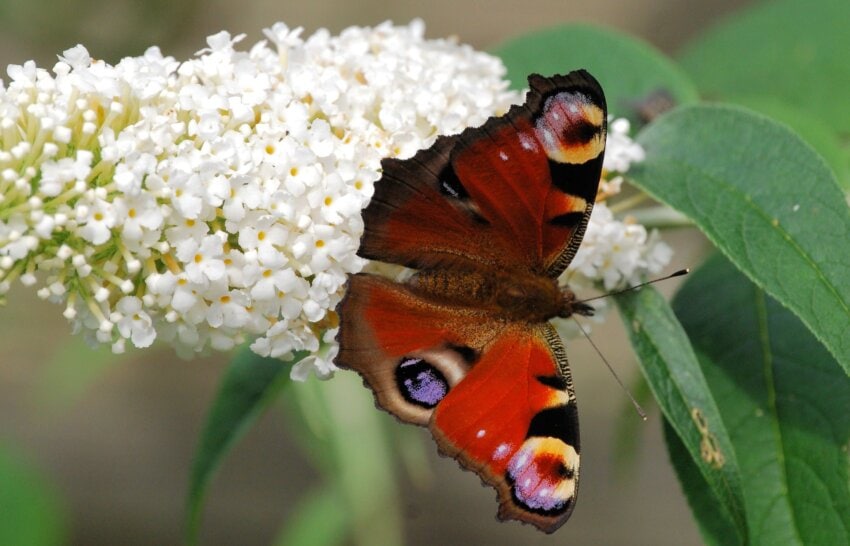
0, 0, 746, 544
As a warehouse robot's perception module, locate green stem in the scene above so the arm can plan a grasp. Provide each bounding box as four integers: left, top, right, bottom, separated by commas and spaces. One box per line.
608, 191, 651, 213
319, 373, 404, 546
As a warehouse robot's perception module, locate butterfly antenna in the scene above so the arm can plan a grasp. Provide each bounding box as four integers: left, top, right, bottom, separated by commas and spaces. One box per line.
578, 268, 689, 305
571, 317, 647, 421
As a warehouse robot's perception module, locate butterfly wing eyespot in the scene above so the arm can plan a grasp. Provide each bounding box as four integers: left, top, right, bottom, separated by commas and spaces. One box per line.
535, 89, 607, 165
506, 436, 579, 517
335, 273, 494, 425
395, 357, 449, 409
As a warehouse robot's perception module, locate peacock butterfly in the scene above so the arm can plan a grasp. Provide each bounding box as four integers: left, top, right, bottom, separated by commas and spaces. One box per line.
334, 70, 607, 533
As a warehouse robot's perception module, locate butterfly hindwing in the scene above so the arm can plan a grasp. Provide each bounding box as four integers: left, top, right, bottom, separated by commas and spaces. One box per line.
359, 71, 607, 275
336, 273, 501, 425
430, 322, 580, 533
336, 277, 580, 533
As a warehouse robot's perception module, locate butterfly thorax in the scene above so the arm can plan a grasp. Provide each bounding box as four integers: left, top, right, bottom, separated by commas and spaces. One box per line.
410, 268, 593, 323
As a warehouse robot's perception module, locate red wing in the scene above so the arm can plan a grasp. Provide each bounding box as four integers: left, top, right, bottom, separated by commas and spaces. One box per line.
359, 135, 512, 271
430, 323, 580, 533
359, 70, 607, 277
336, 276, 580, 533
335, 273, 503, 425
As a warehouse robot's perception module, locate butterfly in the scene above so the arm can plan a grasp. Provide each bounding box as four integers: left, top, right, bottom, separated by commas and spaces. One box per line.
334, 70, 607, 533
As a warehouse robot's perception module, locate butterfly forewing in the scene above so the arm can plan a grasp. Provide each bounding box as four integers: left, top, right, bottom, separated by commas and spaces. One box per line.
452, 72, 607, 276
359, 134, 510, 271
358, 71, 606, 275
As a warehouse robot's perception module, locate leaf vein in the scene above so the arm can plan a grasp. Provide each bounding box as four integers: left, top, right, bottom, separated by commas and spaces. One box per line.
755, 288, 804, 545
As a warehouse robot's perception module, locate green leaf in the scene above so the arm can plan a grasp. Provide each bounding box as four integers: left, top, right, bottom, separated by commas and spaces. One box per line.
282, 364, 338, 474
284, 372, 404, 546
186, 347, 301, 545
0, 445, 65, 546
673, 253, 850, 545
493, 24, 698, 123
35, 336, 121, 412
679, 0, 850, 137
387, 423, 433, 490
662, 420, 741, 546
274, 485, 349, 546
724, 96, 850, 192
615, 286, 746, 541
630, 104, 850, 376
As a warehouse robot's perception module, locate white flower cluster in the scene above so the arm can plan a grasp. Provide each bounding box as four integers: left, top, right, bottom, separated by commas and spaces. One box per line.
568, 204, 672, 291
603, 117, 646, 175
0, 21, 517, 375
0, 19, 670, 380
567, 117, 672, 292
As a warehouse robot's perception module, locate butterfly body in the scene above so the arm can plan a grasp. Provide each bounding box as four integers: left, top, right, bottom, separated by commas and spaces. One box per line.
335, 70, 607, 533
410, 268, 593, 323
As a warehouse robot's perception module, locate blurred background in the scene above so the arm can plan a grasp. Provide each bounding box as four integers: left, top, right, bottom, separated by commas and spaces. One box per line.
0, 1, 750, 544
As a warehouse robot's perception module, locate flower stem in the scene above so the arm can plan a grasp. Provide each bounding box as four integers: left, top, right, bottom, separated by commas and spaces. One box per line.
608, 191, 651, 214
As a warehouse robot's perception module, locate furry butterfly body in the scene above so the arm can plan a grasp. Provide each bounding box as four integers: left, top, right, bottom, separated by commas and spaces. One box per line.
335, 70, 607, 533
